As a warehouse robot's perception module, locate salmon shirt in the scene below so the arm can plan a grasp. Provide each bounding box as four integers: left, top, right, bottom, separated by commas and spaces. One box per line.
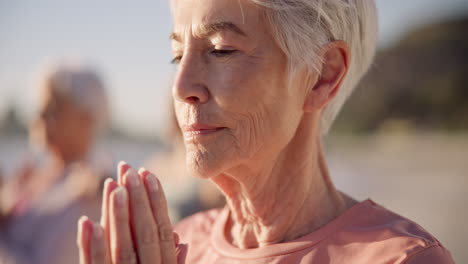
175, 199, 454, 263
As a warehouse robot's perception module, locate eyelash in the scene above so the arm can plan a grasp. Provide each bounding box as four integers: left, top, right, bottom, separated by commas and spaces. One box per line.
211, 49, 237, 57
170, 49, 237, 64
171, 56, 182, 64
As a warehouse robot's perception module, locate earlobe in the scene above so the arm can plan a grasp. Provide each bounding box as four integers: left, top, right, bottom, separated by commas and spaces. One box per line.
303, 83, 332, 112
303, 41, 350, 112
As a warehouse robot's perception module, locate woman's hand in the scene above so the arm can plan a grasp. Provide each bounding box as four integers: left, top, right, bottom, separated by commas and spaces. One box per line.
77, 162, 187, 264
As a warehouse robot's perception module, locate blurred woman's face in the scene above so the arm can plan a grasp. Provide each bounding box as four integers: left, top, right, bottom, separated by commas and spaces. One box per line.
171, 0, 309, 178
32, 88, 92, 162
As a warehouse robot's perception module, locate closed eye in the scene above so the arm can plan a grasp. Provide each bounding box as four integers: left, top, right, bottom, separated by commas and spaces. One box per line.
211, 49, 237, 57
170, 55, 182, 64
171, 49, 237, 64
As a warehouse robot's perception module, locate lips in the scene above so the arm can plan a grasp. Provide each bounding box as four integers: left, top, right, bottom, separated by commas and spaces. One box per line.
182, 124, 227, 137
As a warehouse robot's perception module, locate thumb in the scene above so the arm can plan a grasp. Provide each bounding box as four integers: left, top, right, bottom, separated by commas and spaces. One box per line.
176, 243, 188, 264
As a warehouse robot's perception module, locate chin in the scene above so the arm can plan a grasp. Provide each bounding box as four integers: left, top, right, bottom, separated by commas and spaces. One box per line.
185, 149, 222, 179
184, 142, 240, 179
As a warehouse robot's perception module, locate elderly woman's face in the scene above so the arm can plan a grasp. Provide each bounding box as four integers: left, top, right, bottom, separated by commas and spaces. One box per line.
171, 0, 307, 178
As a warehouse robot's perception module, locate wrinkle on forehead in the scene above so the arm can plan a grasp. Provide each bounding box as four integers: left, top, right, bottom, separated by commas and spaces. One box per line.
171, 0, 261, 40
171, 21, 248, 44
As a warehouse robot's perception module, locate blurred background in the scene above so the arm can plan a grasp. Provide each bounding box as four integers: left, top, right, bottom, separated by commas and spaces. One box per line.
0, 0, 467, 263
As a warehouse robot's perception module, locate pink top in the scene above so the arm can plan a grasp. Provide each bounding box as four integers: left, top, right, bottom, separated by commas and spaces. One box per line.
175, 199, 454, 263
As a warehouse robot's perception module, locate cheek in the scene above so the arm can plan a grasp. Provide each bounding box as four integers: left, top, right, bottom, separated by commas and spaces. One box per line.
207, 56, 269, 107
213, 58, 292, 133
232, 102, 297, 161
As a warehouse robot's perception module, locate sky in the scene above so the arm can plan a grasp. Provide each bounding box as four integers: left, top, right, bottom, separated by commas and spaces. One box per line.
1, 0, 467, 137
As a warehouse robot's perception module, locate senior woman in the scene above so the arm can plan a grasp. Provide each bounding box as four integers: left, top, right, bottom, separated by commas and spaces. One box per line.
77, 0, 454, 263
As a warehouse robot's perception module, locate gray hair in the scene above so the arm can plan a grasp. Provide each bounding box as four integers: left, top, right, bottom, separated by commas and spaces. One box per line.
248, 0, 378, 134
39, 62, 109, 131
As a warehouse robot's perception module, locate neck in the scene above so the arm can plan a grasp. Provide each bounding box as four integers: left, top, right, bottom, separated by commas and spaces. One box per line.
212, 115, 348, 249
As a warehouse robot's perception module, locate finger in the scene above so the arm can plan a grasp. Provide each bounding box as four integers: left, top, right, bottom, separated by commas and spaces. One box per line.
173, 232, 188, 264
90, 222, 111, 264
142, 170, 178, 264
100, 179, 118, 259
109, 186, 137, 264
100, 178, 118, 228
77, 216, 92, 264
173, 232, 180, 247
176, 244, 188, 264
117, 161, 131, 186
124, 168, 161, 264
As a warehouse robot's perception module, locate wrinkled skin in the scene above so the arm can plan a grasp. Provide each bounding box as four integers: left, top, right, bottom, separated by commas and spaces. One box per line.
172, 0, 307, 180
171, 0, 352, 249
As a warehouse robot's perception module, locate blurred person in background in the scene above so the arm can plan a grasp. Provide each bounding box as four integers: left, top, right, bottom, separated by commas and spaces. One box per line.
144, 104, 224, 222
0, 167, 3, 205
0, 61, 111, 264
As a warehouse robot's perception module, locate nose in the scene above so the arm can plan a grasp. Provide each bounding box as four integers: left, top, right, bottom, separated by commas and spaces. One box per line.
172, 52, 210, 105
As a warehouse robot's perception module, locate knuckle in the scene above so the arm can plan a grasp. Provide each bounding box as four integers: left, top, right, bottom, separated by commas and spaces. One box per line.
159, 226, 174, 242
150, 192, 164, 205
131, 191, 147, 205
91, 248, 107, 261
116, 248, 137, 264
138, 226, 159, 245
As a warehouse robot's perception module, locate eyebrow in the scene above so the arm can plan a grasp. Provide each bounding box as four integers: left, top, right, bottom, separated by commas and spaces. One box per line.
170, 21, 247, 42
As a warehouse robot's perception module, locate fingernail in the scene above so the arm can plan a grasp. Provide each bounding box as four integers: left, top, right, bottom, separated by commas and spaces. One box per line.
79, 215, 89, 224
146, 174, 159, 192
118, 161, 130, 173
138, 167, 150, 178
114, 186, 127, 206
93, 223, 103, 239
104, 177, 113, 187
78, 216, 88, 231
126, 169, 140, 187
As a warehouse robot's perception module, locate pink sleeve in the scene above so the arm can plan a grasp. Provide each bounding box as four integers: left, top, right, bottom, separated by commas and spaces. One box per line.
404, 245, 455, 264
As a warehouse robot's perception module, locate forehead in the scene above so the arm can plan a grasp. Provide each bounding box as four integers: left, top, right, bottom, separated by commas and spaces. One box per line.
171, 0, 263, 37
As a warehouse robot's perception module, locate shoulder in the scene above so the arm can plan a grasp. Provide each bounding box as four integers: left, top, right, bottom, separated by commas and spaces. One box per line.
402, 244, 454, 264
355, 200, 440, 243
338, 200, 454, 263
174, 207, 223, 242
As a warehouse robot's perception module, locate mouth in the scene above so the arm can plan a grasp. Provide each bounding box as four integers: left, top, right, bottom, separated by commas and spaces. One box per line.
182, 124, 227, 138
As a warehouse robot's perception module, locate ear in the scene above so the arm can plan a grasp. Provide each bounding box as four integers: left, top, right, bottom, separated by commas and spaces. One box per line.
303, 41, 350, 112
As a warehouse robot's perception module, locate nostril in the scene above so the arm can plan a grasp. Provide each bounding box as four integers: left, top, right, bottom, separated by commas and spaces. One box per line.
186, 96, 200, 104
173, 82, 210, 104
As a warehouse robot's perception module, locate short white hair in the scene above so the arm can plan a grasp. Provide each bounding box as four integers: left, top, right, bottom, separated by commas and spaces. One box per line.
248, 0, 378, 134
39, 61, 109, 131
